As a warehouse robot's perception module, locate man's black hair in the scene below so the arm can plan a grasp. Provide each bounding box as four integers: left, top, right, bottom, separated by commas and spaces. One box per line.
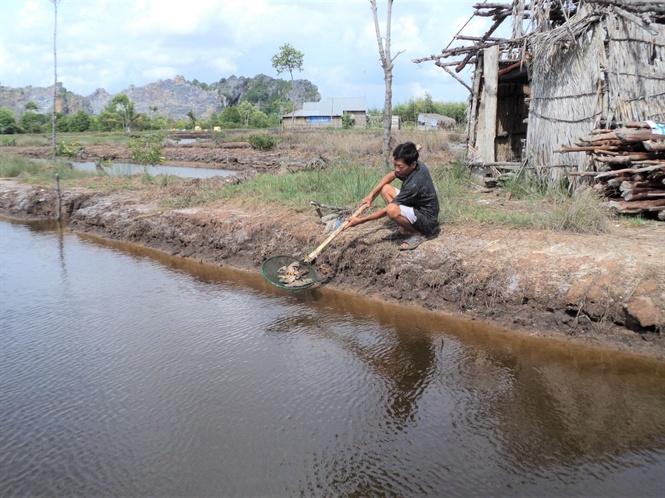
393, 142, 419, 165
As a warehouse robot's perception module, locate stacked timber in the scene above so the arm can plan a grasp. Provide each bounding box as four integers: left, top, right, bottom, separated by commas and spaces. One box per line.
563, 122, 665, 220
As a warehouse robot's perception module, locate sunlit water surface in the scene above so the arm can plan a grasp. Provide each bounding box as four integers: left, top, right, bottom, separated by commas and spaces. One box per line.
1, 220, 664, 496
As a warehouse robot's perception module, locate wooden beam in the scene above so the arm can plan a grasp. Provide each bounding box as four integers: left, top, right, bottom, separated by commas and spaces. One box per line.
478, 45, 499, 164
455, 13, 507, 73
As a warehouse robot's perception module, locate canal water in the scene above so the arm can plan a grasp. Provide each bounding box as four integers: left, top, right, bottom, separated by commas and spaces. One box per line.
1, 220, 664, 496
71, 161, 236, 179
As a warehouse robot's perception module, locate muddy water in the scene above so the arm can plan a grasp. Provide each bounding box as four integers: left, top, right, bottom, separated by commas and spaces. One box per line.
1, 220, 664, 496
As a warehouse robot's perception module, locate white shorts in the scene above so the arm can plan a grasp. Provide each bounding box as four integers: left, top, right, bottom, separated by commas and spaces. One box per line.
393, 188, 417, 224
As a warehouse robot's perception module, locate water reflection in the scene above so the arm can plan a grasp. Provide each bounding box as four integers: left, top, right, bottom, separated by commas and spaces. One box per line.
1, 221, 664, 496
266, 309, 439, 428
70, 230, 665, 483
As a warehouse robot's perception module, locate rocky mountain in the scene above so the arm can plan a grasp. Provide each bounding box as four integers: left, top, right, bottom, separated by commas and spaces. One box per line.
0, 75, 320, 119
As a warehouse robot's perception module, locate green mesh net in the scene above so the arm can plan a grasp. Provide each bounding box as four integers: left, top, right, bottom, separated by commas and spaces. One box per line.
261, 255, 318, 290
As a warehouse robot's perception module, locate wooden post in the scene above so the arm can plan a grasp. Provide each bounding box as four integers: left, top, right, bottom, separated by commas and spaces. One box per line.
478, 45, 499, 163
55, 173, 62, 220
467, 57, 483, 153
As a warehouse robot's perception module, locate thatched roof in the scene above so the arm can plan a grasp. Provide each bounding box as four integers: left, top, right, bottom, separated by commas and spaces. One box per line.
414, 1, 665, 184
414, 1, 665, 76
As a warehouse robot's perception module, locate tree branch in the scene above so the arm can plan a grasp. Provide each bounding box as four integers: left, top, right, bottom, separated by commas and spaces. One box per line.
391, 49, 405, 63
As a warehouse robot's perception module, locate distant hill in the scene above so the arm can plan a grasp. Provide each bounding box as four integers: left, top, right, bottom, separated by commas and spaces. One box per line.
0, 74, 321, 119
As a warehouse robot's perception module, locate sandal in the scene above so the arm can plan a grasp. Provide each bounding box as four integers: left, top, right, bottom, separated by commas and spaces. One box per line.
399, 235, 427, 251
381, 229, 408, 241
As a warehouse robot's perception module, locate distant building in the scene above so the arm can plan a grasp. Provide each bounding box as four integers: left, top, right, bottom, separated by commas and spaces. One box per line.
417, 113, 457, 131
282, 97, 367, 130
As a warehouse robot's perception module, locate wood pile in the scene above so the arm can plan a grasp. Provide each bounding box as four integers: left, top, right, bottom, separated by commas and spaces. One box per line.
563, 122, 665, 219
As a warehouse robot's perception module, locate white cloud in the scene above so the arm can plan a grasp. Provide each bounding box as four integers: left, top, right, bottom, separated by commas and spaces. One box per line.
209, 57, 239, 75
141, 65, 179, 81
0, 0, 478, 106
126, 0, 220, 36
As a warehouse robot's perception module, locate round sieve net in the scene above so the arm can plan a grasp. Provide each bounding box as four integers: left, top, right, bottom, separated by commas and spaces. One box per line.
261, 255, 318, 290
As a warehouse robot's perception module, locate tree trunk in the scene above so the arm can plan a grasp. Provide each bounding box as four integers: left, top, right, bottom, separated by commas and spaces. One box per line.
370, 0, 398, 169
290, 73, 296, 131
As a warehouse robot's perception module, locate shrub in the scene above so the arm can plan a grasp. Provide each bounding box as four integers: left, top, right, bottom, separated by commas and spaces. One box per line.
341, 112, 354, 129
248, 133, 279, 151
128, 134, 165, 171
56, 140, 82, 157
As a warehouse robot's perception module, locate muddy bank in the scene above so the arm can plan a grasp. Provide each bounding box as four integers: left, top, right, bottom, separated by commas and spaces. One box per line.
1, 179, 663, 359
1, 141, 312, 172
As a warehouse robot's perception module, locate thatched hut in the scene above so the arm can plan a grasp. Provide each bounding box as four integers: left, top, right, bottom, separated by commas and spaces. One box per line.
414, 0, 665, 188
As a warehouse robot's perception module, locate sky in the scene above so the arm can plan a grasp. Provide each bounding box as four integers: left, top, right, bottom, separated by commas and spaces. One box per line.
0, 0, 493, 109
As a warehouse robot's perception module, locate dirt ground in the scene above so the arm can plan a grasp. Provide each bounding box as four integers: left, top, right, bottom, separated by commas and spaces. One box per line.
1, 142, 664, 359
2, 139, 312, 173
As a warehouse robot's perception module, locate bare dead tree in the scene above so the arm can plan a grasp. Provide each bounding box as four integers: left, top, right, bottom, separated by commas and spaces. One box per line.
369, 0, 404, 167
50, 0, 62, 162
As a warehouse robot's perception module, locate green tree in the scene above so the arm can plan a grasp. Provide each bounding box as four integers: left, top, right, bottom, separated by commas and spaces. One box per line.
128, 134, 165, 173
0, 107, 19, 134
149, 106, 158, 131
392, 96, 468, 125
19, 111, 48, 133
55, 112, 70, 132
249, 108, 271, 128
271, 43, 304, 129
25, 101, 39, 112
106, 94, 143, 132
341, 111, 354, 129
68, 110, 92, 132
218, 105, 241, 128
186, 110, 197, 129
237, 101, 254, 127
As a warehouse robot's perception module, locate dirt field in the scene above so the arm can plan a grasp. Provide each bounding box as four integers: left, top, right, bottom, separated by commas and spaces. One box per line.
1, 139, 664, 359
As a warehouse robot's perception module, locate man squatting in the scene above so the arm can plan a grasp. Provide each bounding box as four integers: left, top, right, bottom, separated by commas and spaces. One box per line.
345, 142, 440, 251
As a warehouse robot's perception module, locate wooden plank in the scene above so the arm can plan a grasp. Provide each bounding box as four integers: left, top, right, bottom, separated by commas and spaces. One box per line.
615, 129, 665, 143
467, 62, 483, 153
643, 140, 665, 152
607, 199, 665, 211
595, 164, 665, 179
478, 45, 499, 164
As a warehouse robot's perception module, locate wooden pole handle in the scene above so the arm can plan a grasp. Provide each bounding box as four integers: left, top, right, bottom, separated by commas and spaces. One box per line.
304, 204, 367, 263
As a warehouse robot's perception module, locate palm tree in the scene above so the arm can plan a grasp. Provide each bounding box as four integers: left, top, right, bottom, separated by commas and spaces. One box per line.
186, 110, 197, 129
149, 106, 158, 131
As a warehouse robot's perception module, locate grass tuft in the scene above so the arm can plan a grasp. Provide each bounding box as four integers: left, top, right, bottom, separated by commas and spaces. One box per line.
539, 188, 612, 233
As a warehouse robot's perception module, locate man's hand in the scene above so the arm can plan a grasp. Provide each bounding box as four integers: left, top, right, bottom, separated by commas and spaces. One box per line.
344, 216, 363, 230
360, 194, 374, 208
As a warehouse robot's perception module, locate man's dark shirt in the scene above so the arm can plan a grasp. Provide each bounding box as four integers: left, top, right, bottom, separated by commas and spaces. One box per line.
392, 161, 440, 235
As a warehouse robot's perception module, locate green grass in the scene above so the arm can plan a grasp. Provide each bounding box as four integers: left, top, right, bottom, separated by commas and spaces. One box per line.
2, 147, 615, 234
0, 155, 44, 177
537, 188, 612, 233
0, 154, 149, 192
6, 131, 131, 147
164, 159, 380, 210
163, 156, 614, 233
0, 155, 95, 184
